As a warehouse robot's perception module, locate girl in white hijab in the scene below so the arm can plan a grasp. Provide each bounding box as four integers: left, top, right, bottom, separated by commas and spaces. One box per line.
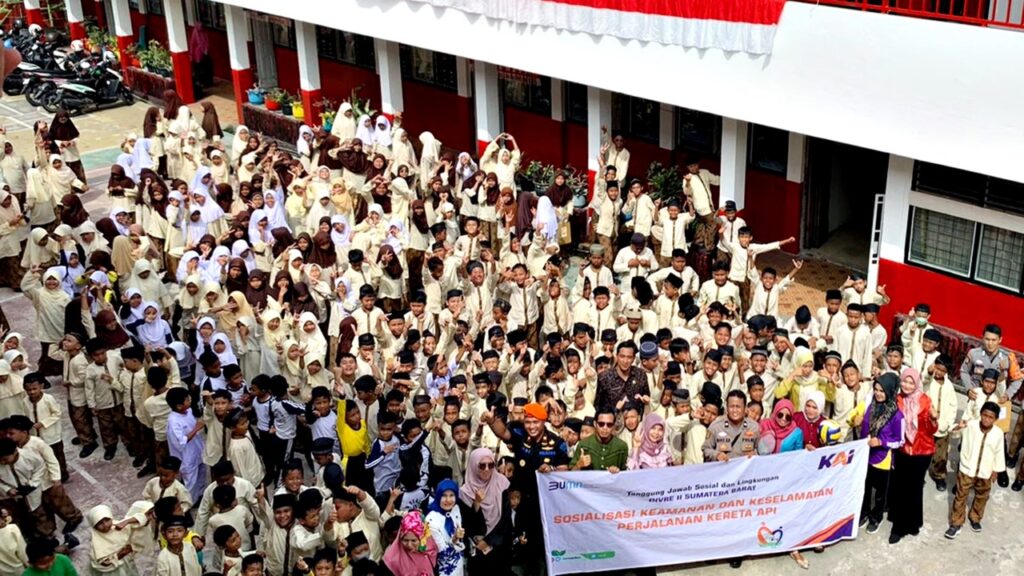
86, 504, 137, 576
295, 311, 328, 359
455, 151, 478, 190
418, 131, 441, 183
391, 128, 418, 175
230, 125, 251, 166
21, 228, 59, 270
127, 259, 171, 310
258, 306, 289, 374
234, 314, 261, 378
44, 154, 85, 197
330, 101, 356, 140
24, 167, 57, 229
372, 114, 393, 149
262, 190, 290, 231
354, 114, 374, 147
133, 301, 173, 350
304, 187, 336, 232
0, 190, 27, 288
203, 245, 232, 284
184, 207, 208, 249
76, 221, 110, 256
296, 124, 316, 171
231, 239, 257, 272
20, 266, 71, 364
0, 358, 25, 419
175, 251, 200, 283
534, 194, 559, 243
208, 149, 230, 186
131, 137, 155, 172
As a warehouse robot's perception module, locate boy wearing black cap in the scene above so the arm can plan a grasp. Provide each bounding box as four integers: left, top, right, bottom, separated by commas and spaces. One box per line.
716, 199, 746, 262
747, 260, 802, 322
54, 332, 95, 456
698, 260, 740, 311
592, 179, 622, 258
157, 515, 203, 575
718, 225, 795, 314
83, 337, 125, 461
194, 460, 259, 541
254, 491, 296, 575
499, 264, 541, 349
900, 302, 934, 356
914, 329, 943, 386
138, 366, 172, 476
583, 286, 617, 344
654, 197, 694, 267
116, 345, 149, 467
835, 304, 874, 378
404, 290, 437, 337
654, 273, 685, 328
342, 249, 381, 298
613, 232, 658, 280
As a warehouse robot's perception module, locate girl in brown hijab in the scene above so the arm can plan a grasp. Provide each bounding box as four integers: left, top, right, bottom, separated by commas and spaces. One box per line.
163, 90, 183, 120
245, 269, 271, 309
60, 193, 90, 228
308, 230, 337, 269
225, 257, 249, 294
214, 183, 234, 214
200, 101, 223, 142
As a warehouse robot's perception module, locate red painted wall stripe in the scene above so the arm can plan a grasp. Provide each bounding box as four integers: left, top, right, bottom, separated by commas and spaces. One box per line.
544, 0, 786, 24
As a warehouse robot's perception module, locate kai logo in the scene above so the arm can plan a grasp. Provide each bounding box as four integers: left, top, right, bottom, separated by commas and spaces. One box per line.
548, 480, 585, 491
818, 449, 856, 469
756, 523, 784, 548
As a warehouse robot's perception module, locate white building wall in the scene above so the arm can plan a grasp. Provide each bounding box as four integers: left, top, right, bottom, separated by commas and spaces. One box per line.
216, 0, 1024, 184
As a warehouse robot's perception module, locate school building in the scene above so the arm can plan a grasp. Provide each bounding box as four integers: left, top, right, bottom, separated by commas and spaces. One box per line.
56, 0, 1024, 349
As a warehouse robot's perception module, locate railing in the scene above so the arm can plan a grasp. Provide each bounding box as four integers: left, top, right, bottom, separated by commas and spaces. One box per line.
796, 0, 1024, 29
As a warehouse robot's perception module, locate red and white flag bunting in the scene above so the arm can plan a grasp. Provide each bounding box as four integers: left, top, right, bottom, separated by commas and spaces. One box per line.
408, 0, 787, 54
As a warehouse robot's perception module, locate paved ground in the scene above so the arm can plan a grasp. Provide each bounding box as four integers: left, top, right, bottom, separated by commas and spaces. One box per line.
2, 91, 1022, 575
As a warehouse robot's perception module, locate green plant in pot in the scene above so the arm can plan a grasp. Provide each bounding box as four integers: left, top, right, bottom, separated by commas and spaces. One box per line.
646, 161, 684, 204
265, 88, 288, 112
138, 40, 173, 78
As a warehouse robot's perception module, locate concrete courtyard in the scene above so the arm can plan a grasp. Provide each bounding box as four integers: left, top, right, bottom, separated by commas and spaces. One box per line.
0, 90, 1020, 575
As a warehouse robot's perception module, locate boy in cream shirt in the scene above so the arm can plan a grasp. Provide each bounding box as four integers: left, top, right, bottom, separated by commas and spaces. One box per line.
653, 198, 694, 267
591, 181, 622, 259
927, 356, 959, 492
945, 401, 1005, 539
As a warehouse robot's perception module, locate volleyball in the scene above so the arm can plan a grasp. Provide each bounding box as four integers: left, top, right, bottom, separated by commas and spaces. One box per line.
819, 420, 843, 446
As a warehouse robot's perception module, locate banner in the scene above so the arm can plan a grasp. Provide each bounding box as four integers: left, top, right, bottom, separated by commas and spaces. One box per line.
407, 0, 787, 54
537, 440, 869, 574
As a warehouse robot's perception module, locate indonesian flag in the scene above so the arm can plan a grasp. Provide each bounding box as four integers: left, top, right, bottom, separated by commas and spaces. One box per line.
409, 0, 787, 54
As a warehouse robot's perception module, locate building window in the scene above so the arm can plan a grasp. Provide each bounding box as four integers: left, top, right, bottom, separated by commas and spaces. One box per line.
907, 207, 975, 277
565, 82, 587, 124
270, 19, 296, 49
195, 0, 225, 31
914, 161, 1024, 217
400, 45, 457, 91
501, 75, 551, 116
128, 0, 140, 10
975, 225, 1024, 292
676, 107, 720, 154
317, 27, 376, 69
146, 0, 164, 15
748, 124, 788, 175
612, 94, 659, 143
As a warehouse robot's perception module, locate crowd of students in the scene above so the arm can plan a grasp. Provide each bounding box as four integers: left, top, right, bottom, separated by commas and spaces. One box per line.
0, 92, 1020, 576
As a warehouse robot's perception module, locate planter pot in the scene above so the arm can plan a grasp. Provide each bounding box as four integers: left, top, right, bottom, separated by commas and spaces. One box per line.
573, 194, 589, 209
292, 104, 304, 120
265, 99, 281, 111
322, 119, 333, 133
281, 104, 293, 117
247, 90, 265, 105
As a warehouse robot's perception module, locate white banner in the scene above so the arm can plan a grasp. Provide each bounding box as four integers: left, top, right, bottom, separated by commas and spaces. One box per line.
537, 440, 869, 574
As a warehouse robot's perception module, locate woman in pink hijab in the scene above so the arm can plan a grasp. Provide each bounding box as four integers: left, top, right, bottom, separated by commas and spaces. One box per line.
383, 510, 438, 576
460, 447, 512, 572
188, 21, 212, 89
627, 413, 674, 469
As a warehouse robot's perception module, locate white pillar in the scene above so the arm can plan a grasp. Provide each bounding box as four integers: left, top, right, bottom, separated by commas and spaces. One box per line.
473, 60, 501, 154
225, 5, 252, 120
163, 0, 188, 53
786, 132, 806, 185
455, 56, 471, 98
110, 0, 131, 37
295, 21, 320, 93
587, 86, 612, 195
550, 78, 564, 122
720, 118, 749, 210
137, 0, 146, 15
658, 103, 674, 150
23, 0, 43, 26
375, 39, 404, 116
65, 0, 85, 26
184, 0, 196, 26
879, 155, 912, 265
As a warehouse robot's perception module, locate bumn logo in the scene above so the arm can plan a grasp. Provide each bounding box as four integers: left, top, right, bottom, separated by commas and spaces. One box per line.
547, 480, 585, 491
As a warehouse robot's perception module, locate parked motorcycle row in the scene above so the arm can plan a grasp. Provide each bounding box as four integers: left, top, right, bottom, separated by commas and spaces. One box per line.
2, 18, 134, 115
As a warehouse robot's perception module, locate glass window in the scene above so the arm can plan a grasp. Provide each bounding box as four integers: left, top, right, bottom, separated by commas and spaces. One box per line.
907, 207, 975, 276
748, 124, 788, 175
146, 0, 164, 15
270, 19, 296, 49
316, 26, 339, 60
195, 0, 226, 31
676, 107, 720, 154
400, 45, 457, 91
501, 76, 551, 116
611, 94, 659, 142
317, 28, 376, 69
128, 0, 140, 10
975, 225, 1024, 292
913, 161, 1024, 217
565, 82, 587, 124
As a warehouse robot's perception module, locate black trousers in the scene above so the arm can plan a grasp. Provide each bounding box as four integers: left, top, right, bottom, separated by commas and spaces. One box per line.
889, 451, 931, 536
862, 465, 890, 524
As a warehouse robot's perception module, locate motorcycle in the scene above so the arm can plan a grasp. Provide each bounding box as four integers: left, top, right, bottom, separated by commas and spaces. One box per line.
19, 54, 102, 105
3, 41, 81, 96
43, 58, 134, 115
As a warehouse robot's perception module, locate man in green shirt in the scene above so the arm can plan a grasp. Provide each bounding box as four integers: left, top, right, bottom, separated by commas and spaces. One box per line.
24, 538, 78, 575
570, 408, 629, 472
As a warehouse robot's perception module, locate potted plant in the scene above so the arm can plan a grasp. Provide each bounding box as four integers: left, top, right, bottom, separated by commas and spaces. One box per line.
645, 161, 684, 203
291, 92, 305, 120
247, 86, 266, 105
138, 40, 173, 78
278, 90, 294, 116
317, 97, 337, 132
265, 88, 287, 112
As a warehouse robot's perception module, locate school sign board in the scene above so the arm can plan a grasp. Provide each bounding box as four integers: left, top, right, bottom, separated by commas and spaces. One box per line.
537, 440, 869, 574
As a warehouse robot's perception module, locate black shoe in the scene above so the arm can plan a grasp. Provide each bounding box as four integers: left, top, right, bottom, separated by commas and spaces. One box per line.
71, 437, 81, 446
970, 521, 982, 532
944, 525, 960, 539
1012, 479, 1024, 492
136, 464, 156, 478
935, 479, 947, 492
63, 516, 83, 533
132, 455, 147, 468
63, 533, 80, 549
78, 443, 98, 458
998, 471, 1009, 488
103, 446, 117, 461
729, 560, 743, 569
888, 532, 903, 545
866, 521, 880, 534
859, 515, 869, 527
